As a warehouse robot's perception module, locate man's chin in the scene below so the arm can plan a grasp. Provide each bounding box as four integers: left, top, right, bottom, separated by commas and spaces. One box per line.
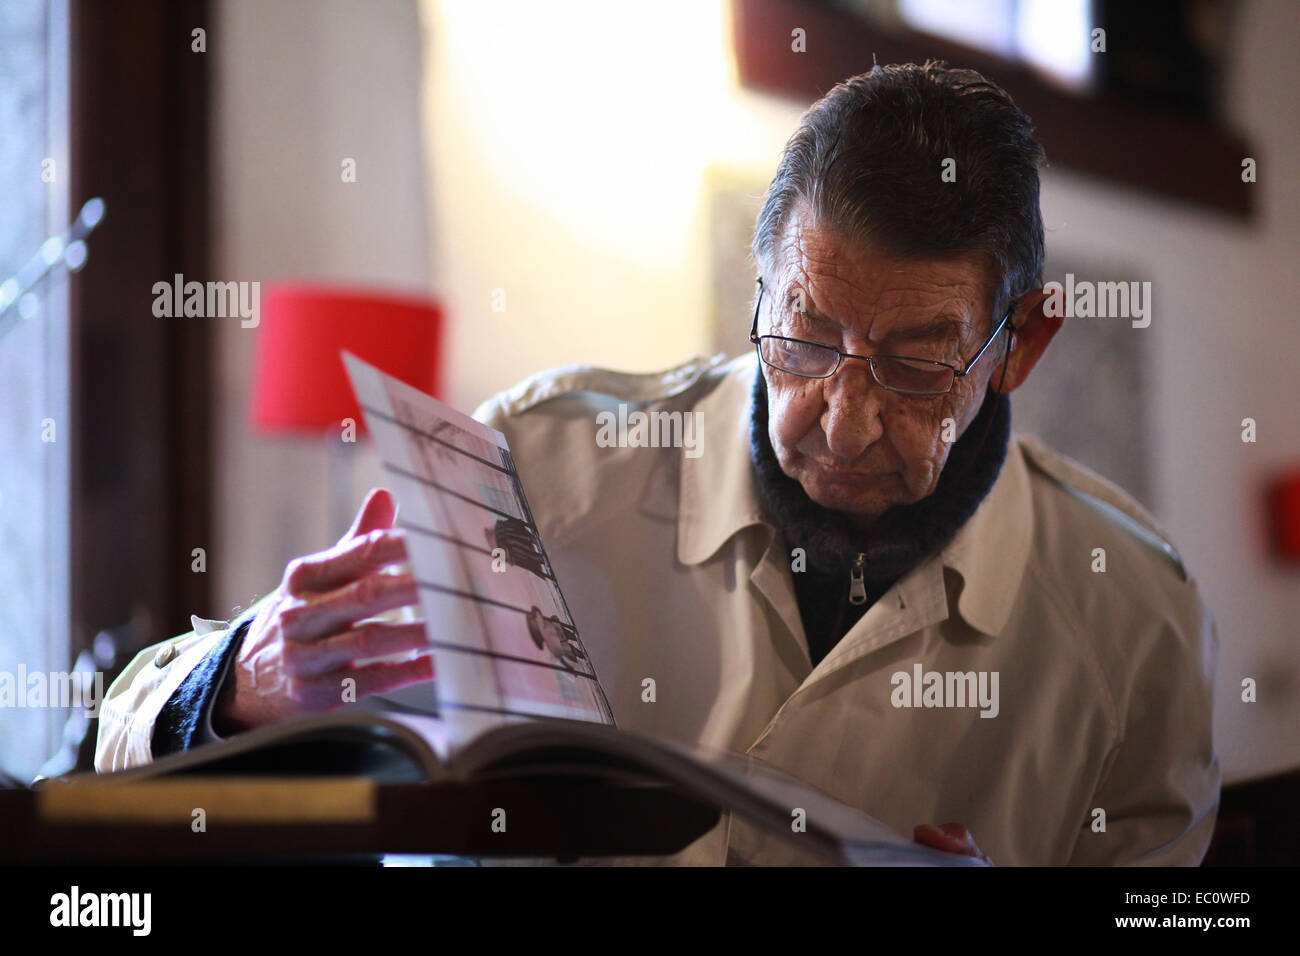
797, 471, 899, 522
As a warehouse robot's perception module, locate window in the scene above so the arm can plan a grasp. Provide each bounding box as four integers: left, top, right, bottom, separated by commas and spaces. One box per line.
0, 0, 71, 781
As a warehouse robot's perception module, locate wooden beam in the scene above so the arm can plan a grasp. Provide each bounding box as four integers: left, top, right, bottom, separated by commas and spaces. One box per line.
731, 0, 1254, 219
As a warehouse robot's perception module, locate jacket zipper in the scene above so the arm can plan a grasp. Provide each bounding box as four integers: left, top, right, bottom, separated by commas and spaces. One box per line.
848, 552, 867, 605
820, 551, 867, 665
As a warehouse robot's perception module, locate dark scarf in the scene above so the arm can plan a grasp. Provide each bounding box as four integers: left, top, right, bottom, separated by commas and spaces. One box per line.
749, 369, 1011, 666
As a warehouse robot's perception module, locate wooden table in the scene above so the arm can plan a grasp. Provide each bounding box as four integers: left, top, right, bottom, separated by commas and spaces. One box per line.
0, 774, 720, 864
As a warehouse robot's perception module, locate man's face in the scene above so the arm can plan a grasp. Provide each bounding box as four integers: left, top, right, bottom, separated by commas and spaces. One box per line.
761, 210, 1005, 524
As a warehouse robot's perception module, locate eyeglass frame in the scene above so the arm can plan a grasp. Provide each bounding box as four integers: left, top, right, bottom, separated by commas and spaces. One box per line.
748, 276, 1018, 396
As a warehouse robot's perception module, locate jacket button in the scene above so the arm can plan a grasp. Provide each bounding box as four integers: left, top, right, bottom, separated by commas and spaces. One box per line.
154, 645, 177, 668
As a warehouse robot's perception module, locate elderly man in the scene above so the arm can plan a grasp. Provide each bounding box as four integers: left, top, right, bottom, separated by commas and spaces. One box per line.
96, 63, 1219, 866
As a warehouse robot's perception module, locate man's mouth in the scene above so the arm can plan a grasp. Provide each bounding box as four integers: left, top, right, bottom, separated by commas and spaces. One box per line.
812, 457, 884, 478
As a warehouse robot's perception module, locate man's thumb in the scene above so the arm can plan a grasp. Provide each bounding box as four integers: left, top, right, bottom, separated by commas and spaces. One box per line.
342, 487, 397, 542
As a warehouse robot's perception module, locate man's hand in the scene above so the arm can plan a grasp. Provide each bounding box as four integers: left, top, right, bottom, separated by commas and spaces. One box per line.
213, 488, 432, 733
914, 823, 994, 865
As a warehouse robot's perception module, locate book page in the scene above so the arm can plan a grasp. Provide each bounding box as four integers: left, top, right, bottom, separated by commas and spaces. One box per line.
343, 353, 615, 744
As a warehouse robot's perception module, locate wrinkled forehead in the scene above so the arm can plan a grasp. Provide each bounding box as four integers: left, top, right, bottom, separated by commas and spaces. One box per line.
766, 214, 995, 337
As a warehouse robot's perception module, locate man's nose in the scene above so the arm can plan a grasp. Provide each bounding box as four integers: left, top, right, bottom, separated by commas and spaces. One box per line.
819, 360, 885, 460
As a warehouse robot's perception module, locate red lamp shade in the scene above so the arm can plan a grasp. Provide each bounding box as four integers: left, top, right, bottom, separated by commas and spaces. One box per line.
1270, 471, 1300, 562
251, 284, 442, 436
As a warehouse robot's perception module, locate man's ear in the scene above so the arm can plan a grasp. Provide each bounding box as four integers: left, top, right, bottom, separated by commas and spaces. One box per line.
989, 289, 1063, 394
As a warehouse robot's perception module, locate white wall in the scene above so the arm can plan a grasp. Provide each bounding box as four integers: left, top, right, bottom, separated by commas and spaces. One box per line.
420, 0, 799, 408
212, 0, 430, 615
213, 0, 1299, 782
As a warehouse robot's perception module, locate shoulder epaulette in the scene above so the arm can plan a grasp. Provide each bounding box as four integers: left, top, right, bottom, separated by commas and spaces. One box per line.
1018, 435, 1188, 581
497, 352, 731, 416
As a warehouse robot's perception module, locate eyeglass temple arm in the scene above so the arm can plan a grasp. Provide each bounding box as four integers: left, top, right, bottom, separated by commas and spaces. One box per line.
749, 276, 764, 342
956, 307, 1017, 377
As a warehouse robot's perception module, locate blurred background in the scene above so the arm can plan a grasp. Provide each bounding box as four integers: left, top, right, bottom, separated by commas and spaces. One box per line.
1, 0, 1297, 860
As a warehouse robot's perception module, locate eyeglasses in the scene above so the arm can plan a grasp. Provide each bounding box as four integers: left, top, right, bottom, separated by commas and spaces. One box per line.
749, 277, 1016, 397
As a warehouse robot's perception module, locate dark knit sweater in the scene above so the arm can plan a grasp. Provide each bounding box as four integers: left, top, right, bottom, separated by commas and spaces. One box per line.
749, 370, 1011, 668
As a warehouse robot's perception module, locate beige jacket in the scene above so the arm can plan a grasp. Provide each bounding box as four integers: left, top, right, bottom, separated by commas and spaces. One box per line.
96, 352, 1220, 866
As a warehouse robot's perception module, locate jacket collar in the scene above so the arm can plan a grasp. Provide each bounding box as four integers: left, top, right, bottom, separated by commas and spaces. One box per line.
940, 430, 1033, 636
676, 353, 769, 565
675, 351, 1033, 638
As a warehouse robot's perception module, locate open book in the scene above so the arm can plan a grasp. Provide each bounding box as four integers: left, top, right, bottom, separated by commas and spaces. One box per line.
81, 354, 985, 867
